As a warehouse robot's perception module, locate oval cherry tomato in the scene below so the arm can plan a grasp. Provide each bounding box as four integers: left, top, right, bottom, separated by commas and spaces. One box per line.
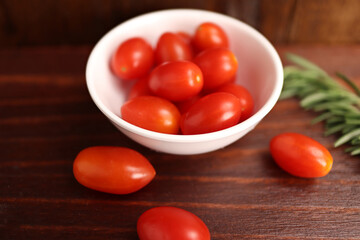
177, 31, 192, 45
121, 96, 181, 134
176, 94, 203, 114
181, 92, 242, 135
73, 146, 156, 194
192, 22, 229, 52
194, 48, 238, 91
155, 32, 193, 65
149, 61, 203, 102
270, 133, 333, 178
217, 83, 254, 121
128, 76, 153, 100
137, 206, 210, 240
111, 37, 154, 80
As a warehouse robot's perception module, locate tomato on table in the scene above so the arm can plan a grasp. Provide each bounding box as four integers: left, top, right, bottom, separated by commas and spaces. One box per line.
111, 37, 154, 80
149, 61, 203, 102
155, 32, 193, 65
121, 96, 181, 134
192, 22, 229, 52
137, 206, 210, 240
181, 92, 242, 135
73, 146, 156, 194
217, 83, 254, 121
270, 133, 333, 178
194, 48, 238, 91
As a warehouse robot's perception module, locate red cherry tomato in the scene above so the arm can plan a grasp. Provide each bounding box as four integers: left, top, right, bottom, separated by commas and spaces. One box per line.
73, 146, 156, 194
177, 31, 192, 45
217, 83, 254, 121
137, 206, 210, 240
194, 48, 238, 91
128, 76, 153, 100
192, 22, 229, 52
121, 96, 181, 134
270, 133, 333, 178
176, 94, 203, 114
149, 61, 203, 102
155, 32, 193, 65
111, 37, 154, 80
181, 92, 242, 135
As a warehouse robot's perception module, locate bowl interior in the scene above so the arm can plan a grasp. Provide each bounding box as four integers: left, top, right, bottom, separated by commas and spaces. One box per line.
86, 9, 283, 141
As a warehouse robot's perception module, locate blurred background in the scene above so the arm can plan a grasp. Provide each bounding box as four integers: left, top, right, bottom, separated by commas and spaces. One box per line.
1, 0, 359, 48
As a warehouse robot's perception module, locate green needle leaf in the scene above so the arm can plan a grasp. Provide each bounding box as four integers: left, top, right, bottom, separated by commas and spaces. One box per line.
351, 136, 360, 144
345, 118, 360, 125
300, 92, 329, 108
335, 129, 360, 147
325, 123, 346, 136
280, 89, 298, 99
351, 148, 360, 155
311, 112, 333, 125
336, 72, 360, 97
345, 146, 359, 153
283, 53, 360, 157
286, 53, 328, 75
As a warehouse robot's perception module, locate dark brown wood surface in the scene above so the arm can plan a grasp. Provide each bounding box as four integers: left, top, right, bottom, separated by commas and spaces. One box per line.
1, 45, 360, 239
1, 0, 360, 47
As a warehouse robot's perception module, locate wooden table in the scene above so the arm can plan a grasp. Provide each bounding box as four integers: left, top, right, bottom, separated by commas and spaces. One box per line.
1, 45, 360, 239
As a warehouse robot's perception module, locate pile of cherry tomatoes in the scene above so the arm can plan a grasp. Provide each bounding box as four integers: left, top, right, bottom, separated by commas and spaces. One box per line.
72, 22, 334, 240
111, 22, 254, 135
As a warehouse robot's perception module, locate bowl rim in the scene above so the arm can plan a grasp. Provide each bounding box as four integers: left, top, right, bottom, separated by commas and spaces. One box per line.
86, 8, 283, 143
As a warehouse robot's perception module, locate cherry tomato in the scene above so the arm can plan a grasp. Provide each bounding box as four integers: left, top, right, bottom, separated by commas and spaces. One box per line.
176, 94, 203, 114
73, 146, 156, 194
121, 96, 181, 134
155, 32, 193, 65
149, 61, 203, 102
128, 76, 153, 100
111, 37, 154, 80
192, 22, 229, 52
177, 31, 192, 45
181, 92, 242, 135
194, 48, 237, 91
137, 206, 210, 240
217, 83, 254, 121
270, 133, 333, 178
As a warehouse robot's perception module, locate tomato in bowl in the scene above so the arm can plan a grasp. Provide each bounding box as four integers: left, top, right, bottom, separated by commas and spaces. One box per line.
86, 9, 283, 155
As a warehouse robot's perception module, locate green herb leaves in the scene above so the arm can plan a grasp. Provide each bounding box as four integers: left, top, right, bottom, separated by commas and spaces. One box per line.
281, 53, 360, 156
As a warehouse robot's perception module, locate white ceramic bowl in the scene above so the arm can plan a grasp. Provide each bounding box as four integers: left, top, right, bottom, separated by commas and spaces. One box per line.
86, 9, 283, 155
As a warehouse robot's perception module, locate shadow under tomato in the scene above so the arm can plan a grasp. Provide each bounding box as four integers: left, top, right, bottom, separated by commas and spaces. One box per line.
261, 151, 320, 186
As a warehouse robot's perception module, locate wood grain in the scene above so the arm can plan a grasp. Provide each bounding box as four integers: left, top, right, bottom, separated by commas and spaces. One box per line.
1, 46, 360, 239
1, 0, 360, 46
288, 0, 360, 44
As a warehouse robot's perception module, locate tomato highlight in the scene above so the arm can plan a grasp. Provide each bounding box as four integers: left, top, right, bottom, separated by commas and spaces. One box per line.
73, 146, 156, 194
192, 22, 229, 52
121, 96, 181, 134
155, 32, 193, 65
137, 206, 211, 240
270, 133, 333, 178
111, 37, 154, 80
194, 48, 238, 91
149, 61, 203, 102
181, 92, 242, 135
217, 83, 254, 121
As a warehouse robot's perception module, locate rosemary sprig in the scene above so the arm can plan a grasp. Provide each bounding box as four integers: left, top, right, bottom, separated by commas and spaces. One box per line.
281, 53, 360, 156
